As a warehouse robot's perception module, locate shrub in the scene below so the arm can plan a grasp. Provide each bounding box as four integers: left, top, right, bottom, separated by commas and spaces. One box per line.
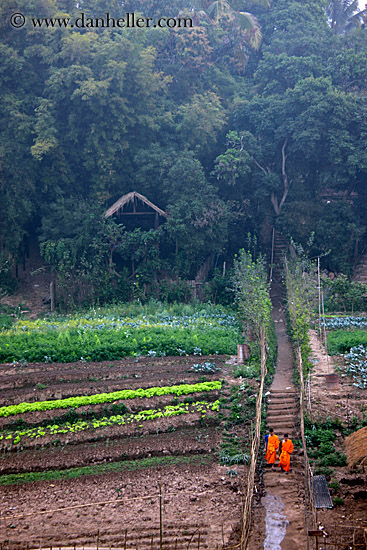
329, 480, 340, 493
323, 275, 367, 313
157, 279, 193, 303
318, 452, 347, 468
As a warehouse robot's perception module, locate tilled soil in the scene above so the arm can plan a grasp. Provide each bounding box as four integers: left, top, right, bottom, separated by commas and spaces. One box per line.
308, 329, 367, 543
0, 355, 226, 405
0, 459, 245, 549
0, 426, 219, 474
0, 355, 251, 549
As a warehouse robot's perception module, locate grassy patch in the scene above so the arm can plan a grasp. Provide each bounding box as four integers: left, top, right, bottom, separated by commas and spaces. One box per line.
0, 454, 213, 486
327, 329, 367, 355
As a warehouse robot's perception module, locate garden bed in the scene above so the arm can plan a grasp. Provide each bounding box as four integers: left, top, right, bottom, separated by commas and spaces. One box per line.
0, 352, 255, 549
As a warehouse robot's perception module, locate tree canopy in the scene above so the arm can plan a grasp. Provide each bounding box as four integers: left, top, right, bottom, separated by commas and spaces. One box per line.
1, 0, 366, 302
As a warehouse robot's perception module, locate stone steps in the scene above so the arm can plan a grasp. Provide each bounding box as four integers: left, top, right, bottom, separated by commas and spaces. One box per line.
268, 404, 298, 411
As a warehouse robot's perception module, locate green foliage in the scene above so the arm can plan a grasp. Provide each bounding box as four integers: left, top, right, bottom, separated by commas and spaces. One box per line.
318, 451, 347, 467
0, 324, 238, 363
205, 268, 233, 306
0, 381, 222, 418
0, 304, 241, 363
323, 275, 367, 313
327, 329, 367, 355
329, 480, 340, 492
1, 400, 221, 449
0, 256, 18, 294
284, 245, 318, 375
234, 364, 259, 379
157, 279, 193, 303
1, 0, 367, 300
0, 305, 17, 330
333, 496, 345, 506
305, 416, 347, 473
327, 0, 366, 34
232, 250, 272, 339
191, 362, 221, 374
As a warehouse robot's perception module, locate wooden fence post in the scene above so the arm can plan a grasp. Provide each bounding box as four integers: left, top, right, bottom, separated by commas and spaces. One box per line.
50, 281, 55, 312
159, 483, 163, 550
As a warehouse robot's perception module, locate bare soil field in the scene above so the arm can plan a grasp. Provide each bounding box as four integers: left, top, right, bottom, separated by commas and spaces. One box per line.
0, 355, 252, 549
308, 330, 367, 544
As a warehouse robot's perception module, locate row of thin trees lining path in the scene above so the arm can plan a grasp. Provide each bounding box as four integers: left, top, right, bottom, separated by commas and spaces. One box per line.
246, 234, 307, 549
263, 270, 307, 550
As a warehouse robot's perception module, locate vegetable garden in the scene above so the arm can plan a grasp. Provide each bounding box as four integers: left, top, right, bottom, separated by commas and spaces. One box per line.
0, 304, 256, 549
324, 316, 367, 389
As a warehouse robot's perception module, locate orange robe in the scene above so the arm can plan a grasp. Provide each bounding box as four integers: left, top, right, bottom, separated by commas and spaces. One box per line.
279, 439, 294, 472
265, 434, 279, 464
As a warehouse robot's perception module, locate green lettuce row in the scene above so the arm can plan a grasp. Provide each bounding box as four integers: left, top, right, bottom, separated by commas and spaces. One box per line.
1, 400, 221, 448
0, 381, 222, 418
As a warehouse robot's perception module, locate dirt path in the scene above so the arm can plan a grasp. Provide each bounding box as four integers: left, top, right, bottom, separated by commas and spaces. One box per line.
248, 278, 307, 549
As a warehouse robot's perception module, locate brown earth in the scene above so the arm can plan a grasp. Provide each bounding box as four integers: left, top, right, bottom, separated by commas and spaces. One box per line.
308, 329, 367, 544
0, 356, 253, 549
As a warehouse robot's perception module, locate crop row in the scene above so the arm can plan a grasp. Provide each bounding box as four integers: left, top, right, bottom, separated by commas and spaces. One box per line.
10, 311, 241, 334
0, 326, 238, 363
342, 345, 367, 389
323, 316, 367, 331
0, 381, 222, 418
0, 400, 220, 449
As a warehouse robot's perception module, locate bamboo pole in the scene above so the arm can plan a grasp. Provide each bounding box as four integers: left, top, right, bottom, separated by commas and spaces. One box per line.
317, 258, 321, 339
241, 328, 267, 550
269, 227, 275, 284
159, 483, 163, 550
321, 291, 330, 374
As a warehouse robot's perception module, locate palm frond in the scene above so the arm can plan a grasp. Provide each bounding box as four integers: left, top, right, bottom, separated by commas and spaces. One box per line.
237, 11, 262, 49
207, 0, 231, 20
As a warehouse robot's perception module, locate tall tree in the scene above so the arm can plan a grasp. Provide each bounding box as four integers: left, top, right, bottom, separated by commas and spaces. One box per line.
327, 0, 366, 34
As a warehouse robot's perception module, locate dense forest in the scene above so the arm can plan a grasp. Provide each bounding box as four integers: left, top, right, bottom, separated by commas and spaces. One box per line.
1, 0, 367, 306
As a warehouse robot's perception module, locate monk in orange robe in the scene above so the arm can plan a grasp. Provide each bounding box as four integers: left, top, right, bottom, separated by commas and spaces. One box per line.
279, 433, 294, 473
264, 428, 279, 470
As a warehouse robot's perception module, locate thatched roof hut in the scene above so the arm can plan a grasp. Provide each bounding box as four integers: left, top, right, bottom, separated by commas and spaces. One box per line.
105, 191, 168, 220
345, 427, 367, 471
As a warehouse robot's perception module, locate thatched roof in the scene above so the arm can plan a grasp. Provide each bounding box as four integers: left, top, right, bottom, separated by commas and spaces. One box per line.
345, 427, 367, 470
105, 191, 168, 219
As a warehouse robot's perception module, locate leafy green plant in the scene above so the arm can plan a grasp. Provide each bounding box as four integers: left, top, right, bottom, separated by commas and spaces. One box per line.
0, 381, 222, 418
342, 345, 367, 389
191, 362, 221, 374
0, 400, 221, 449
329, 480, 340, 492
234, 364, 259, 379
318, 452, 347, 467
0, 307, 241, 363
327, 329, 367, 355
